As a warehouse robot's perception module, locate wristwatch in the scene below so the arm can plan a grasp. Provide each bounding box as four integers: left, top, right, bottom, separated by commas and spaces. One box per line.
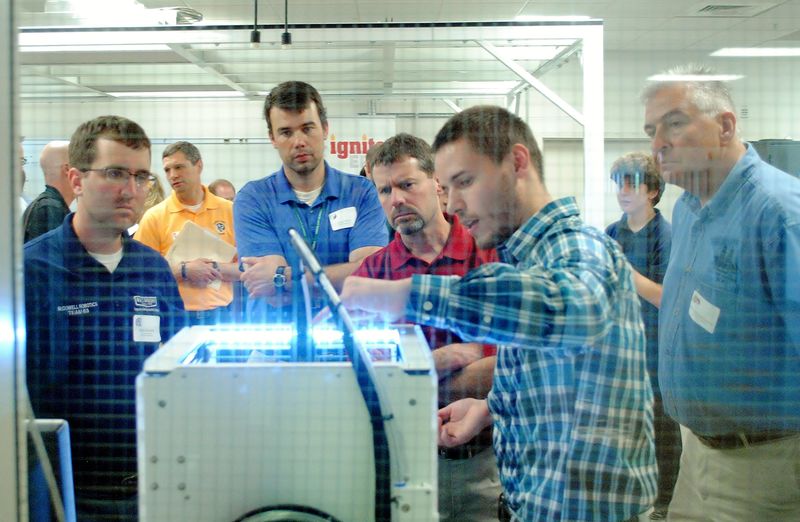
273, 266, 288, 290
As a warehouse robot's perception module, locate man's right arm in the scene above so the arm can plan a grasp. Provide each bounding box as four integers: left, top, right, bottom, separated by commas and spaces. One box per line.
233, 182, 288, 302
438, 355, 496, 406
239, 254, 289, 305
632, 270, 663, 309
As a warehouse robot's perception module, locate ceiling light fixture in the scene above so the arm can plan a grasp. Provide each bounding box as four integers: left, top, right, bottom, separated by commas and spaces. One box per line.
250, 0, 261, 48
514, 15, 593, 22
647, 73, 744, 82
711, 47, 800, 57
107, 91, 246, 98
281, 0, 292, 48
154, 7, 203, 26
20, 44, 171, 53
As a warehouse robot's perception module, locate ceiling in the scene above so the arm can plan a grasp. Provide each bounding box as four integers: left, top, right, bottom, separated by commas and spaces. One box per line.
15, 0, 800, 102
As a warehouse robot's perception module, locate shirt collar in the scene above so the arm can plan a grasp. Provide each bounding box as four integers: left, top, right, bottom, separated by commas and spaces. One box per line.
499, 197, 580, 264
62, 212, 131, 272
44, 185, 68, 206
388, 213, 472, 271
166, 185, 216, 213
679, 143, 759, 219
276, 161, 340, 208
617, 208, 663, 233
701, 143, 758, 219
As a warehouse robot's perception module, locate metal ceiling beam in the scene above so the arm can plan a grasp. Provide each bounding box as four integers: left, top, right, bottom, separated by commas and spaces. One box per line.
168, 44, 248, 94
441, 99, 462, 113
477, 40, 584, 126
508, 39, 583, 98
45, 73, 110, 97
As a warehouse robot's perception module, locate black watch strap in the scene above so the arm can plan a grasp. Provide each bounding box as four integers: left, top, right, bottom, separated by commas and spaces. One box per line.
273, 265, 288, 289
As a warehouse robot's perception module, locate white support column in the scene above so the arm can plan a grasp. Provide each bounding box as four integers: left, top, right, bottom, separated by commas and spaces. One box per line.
581, 25, 605, 228
1, 0, 24, 520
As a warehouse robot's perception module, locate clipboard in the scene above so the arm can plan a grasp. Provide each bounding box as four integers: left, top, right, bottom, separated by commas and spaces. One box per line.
166, 221, 237, 289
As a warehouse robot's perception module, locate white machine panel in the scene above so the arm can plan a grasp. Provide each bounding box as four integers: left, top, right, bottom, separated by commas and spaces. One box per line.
137, 324, 438, 522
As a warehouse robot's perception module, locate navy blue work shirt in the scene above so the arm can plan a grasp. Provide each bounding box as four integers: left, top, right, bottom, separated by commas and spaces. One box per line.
24, 213, 186, 500
606, 209, 672, 396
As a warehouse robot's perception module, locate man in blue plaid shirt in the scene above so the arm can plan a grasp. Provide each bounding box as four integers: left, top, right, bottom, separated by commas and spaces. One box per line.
339, 105, 657, 520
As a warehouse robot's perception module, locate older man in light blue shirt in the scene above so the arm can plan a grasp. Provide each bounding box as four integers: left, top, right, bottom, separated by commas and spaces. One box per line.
644, 65, 800, 521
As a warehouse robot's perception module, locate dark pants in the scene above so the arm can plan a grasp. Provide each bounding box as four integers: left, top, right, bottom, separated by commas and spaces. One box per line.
76, 496, 137, 522
653, 394, 682, 507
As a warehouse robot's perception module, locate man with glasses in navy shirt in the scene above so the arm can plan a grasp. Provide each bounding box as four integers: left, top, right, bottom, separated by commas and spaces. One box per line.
25, 115, 186, 521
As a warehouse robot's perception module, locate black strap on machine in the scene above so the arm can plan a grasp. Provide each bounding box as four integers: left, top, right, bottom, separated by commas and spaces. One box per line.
288, 228, 393, 522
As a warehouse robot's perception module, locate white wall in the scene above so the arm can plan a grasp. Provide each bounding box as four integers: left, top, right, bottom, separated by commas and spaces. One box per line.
20, 98, 395, 201
20, 51, 800, 228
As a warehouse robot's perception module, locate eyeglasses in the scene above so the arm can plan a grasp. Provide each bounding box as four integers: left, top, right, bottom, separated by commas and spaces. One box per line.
83, 167, 157, 189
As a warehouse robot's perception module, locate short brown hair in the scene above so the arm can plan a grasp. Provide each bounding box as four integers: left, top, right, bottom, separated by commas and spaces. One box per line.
432, 105, 544, 181
610, 152, 665, 206
69, 115, 150, 170
263, 81, 327, 136
370, 133, 434, 178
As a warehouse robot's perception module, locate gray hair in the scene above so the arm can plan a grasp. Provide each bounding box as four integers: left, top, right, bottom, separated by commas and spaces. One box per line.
641, 64, 736, 116
162, 141, 202, 164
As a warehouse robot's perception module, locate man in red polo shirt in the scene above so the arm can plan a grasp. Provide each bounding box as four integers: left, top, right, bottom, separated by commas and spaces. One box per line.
353, 132, 500, 521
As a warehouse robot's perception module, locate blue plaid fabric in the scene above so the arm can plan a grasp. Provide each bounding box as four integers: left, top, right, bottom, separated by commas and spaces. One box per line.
408, 197, 657, 521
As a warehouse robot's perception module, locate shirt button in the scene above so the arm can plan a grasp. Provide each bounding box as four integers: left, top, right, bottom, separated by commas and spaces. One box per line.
422, 301, 433, 311
483, 314, 491, 324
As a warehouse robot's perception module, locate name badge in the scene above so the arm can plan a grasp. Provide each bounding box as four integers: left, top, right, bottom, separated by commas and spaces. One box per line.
689, 290, 720, 334
329, 206, 357, 231
133, 314, 161, 343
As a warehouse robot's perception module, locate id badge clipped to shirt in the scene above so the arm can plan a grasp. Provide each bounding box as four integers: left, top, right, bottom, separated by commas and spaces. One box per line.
133, 314, 162, 343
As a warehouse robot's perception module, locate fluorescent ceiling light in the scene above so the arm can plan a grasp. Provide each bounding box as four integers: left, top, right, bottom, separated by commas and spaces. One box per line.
20, 44, 171, 53
69, 0, 152, 26
107, 91, 245, 98
515, 15, 593, 22
647, 73, 744, 82
711, 47, 800, 57
19, 30, 227, 47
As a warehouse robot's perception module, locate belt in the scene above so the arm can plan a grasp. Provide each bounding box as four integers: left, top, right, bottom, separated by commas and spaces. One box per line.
438, 444, 481, 460
497, 493, 513, 522
693, 430, 799, 450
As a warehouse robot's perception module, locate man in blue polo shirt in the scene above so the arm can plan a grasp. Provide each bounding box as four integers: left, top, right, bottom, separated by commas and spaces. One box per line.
235, 81, 388, 321
25, 115, 186, 521
643, 64, 800, 520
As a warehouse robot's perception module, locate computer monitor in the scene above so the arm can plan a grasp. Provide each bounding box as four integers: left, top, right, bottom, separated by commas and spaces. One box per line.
27, 419, 77, 522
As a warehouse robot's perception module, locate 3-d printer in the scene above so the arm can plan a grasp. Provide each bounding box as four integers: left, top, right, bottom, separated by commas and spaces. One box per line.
137, 230, 439, 521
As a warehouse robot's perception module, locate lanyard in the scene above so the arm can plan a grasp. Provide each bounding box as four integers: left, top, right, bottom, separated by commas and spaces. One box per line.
291, 199, 328, 252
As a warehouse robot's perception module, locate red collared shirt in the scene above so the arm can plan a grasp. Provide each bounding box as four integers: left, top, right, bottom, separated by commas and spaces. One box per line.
353, 214, 497, 355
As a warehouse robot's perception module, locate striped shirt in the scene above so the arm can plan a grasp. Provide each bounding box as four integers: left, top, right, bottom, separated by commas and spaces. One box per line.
408, 197, 657, 520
